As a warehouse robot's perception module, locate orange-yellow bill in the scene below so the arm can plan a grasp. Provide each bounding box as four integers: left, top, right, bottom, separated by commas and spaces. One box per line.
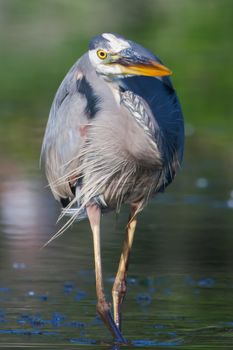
121, 60, 172, 77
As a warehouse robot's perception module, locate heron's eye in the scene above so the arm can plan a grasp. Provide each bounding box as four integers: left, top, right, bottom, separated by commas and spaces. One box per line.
97, 49, 107, 60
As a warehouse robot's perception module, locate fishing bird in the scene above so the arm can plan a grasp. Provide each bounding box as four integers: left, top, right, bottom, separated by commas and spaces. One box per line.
41, 33, 184, 342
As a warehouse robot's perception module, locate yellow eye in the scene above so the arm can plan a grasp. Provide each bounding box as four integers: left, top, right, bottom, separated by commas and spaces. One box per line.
97, 49, 107, 60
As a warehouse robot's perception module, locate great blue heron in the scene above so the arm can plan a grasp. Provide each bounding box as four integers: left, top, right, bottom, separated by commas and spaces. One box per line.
41, 32, 184, 342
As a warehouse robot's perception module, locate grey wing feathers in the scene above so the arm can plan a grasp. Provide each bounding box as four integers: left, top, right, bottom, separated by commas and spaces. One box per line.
41, 57, 88, 200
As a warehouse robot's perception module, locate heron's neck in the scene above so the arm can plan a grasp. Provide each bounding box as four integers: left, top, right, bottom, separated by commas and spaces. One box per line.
106, 80, 123, 105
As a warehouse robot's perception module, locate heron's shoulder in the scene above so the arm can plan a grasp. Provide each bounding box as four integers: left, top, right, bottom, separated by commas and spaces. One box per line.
52, 54, 89, 110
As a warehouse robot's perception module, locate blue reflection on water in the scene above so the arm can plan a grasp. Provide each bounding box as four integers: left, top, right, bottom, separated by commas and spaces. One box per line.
132, 338, 183, 346
0, 329, 58, 336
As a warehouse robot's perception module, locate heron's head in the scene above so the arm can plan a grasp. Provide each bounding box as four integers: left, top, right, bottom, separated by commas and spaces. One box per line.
88, 33, 172, 80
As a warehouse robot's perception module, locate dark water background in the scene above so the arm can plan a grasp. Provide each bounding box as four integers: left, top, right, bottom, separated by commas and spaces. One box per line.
0, 1, 233, 349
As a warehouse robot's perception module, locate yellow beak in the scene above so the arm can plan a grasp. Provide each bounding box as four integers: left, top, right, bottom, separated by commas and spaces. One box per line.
120, 60, 172, 77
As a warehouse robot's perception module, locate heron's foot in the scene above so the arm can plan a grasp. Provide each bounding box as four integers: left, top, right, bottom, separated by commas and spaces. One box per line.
112, 279, 127, 330
97, 299, 126, 343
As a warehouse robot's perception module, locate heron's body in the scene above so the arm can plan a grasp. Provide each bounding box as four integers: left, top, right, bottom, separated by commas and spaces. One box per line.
41, 33, 184, 342
42, 53, 183, 213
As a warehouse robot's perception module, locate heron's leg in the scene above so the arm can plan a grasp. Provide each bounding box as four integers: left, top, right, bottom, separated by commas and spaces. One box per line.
112, 204, 138, 330
87, 205, 126, 343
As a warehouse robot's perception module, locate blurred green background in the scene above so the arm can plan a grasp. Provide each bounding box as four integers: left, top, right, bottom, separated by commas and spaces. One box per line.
0, 0, 232, 163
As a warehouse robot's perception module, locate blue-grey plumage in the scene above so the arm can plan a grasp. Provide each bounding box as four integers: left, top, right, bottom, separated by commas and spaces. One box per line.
120, 75, 184, 189
41, 32, 184, 342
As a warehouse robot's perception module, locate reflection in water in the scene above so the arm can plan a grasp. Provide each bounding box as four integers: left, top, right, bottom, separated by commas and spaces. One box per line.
0, 173, 58, 273
1, 180, 42, 234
